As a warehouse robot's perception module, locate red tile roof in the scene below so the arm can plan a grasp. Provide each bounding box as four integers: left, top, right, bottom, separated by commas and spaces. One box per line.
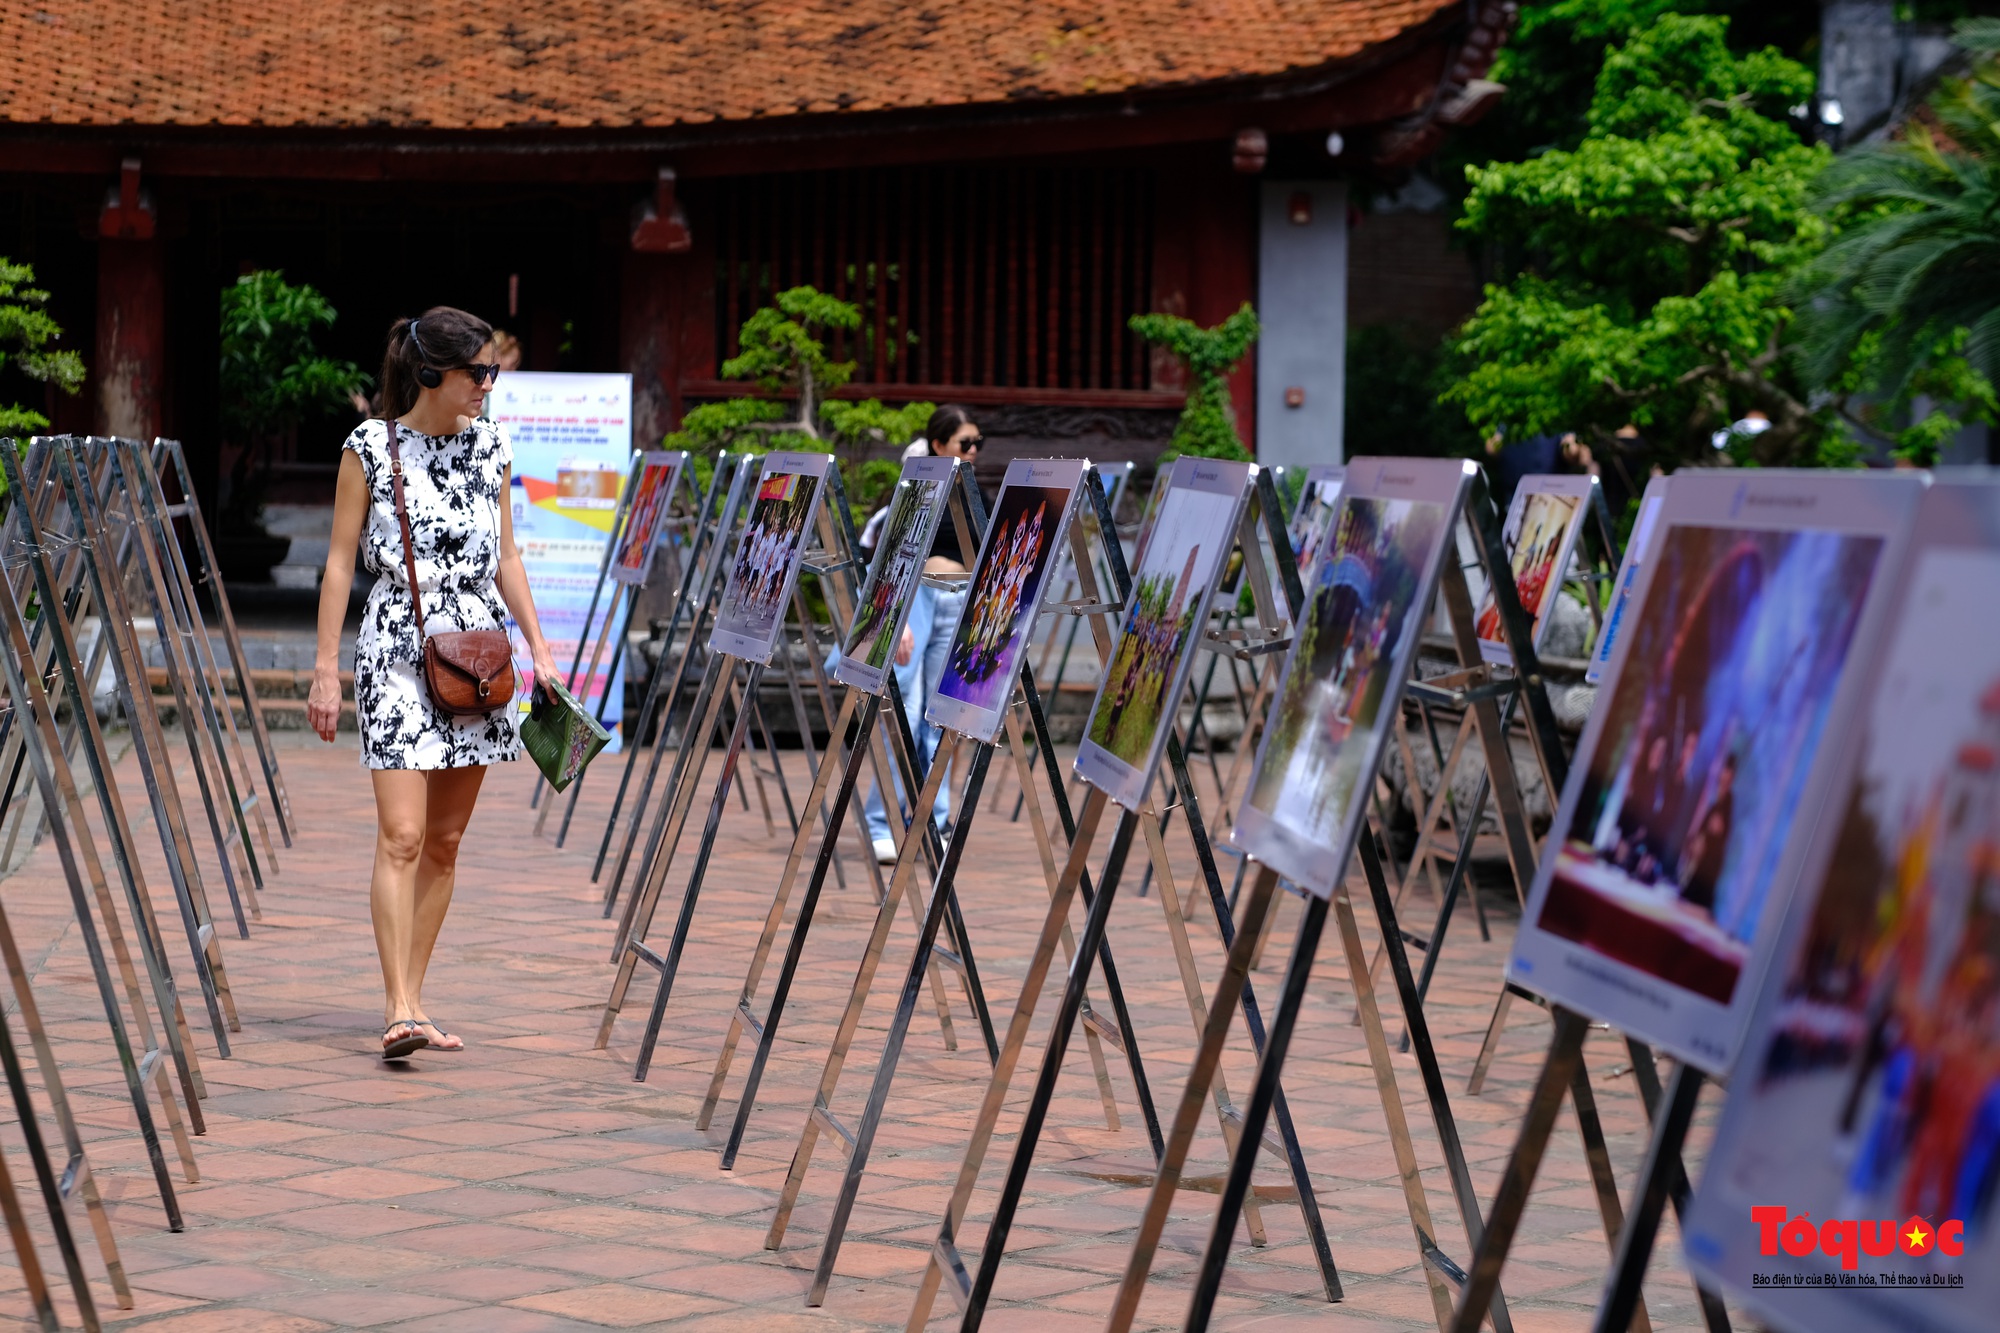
0, 0, 1459, 130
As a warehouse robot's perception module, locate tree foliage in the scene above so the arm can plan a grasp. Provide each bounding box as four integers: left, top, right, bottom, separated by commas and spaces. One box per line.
1792, 18, 2000, 463
1128, 303, 1259, 461
668, 286, 929, 515
1447, 16, 1839, 466
219, 270, 366, 440
0, 258, 85, 438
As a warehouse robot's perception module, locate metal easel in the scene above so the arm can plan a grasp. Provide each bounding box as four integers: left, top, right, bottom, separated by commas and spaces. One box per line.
595, 453, 751, 911
698, 464, 1142, 1170
600, 452, 992, 1072
137, 440, 284, 876
536, 451, 697, 842
0, 475, 199, 1228
39, 440, 242, 1050
902, 462, 1343, 1331
103, 439, 269, 922
154, 439, 295, 846
594, 458, 992, 1075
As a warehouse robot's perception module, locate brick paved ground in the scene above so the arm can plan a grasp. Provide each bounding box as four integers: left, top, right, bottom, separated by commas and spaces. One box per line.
0, 727, 1742, 1331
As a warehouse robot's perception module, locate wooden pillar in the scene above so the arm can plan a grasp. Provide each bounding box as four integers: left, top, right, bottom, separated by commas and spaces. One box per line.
96, 159, 165, 440
1148, 150, 1259, 443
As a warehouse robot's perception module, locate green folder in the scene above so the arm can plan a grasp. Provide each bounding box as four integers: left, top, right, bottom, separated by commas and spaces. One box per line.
520, 678, 613, 793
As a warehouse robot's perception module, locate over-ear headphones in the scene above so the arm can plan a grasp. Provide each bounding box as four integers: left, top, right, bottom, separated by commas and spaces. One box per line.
410, 318, 443, 389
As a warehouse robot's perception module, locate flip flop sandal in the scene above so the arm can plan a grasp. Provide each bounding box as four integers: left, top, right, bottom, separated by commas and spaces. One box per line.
415, 1020, 463, 1051
381, 1020, 428, 1060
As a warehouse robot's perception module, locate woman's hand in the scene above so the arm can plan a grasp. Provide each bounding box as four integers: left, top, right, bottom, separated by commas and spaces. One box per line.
306, 665, 343, 742
895, 626, 914, 667
530, 644, 562, 698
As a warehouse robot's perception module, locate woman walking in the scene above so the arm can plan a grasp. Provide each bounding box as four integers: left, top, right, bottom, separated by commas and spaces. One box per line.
308, 307, 560, 1059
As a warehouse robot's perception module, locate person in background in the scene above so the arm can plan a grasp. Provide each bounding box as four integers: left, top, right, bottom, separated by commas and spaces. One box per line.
863, 405, 983, 862
491, 329, 523, 374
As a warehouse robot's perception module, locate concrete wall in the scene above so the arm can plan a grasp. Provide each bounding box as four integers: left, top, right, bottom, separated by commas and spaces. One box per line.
1255, 179, 1347, 468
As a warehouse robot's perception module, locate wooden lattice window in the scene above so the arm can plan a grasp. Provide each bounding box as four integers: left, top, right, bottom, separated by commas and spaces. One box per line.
712, 164, 1158, 395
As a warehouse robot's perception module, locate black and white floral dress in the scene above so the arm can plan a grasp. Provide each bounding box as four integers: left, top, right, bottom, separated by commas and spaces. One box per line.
342, 417, 523, 770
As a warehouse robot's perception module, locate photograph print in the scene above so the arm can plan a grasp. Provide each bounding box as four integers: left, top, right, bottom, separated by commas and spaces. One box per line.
1074, 457, 1251, 809
1286, 464, 1346, 584
1512, 471, 1922, 1072
1587, 476, 1670, 685
611, 450, 686, 585
834, 456, 957, 696
708, 452, 831, 664
926, 457, 1087, 743
1686, 481, 2000, 1333
1233, 458, 1472, 898
1473, 473, 1593, 663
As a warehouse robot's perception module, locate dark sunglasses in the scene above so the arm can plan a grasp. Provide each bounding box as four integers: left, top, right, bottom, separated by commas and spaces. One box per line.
960, 435, 984, 452
456, 363, 502, 386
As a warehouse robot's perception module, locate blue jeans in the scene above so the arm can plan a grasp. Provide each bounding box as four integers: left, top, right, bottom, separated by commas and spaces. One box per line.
864, 584, 964, 843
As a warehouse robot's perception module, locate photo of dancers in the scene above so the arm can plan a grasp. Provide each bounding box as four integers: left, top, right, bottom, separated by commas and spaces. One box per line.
1075, 458, 1248, 808
1532, 522, 1884, 1007
927, 458, 1085, 742
1472, 475, 1590, 661
611, 451, 685, 585
709, 453, 830, 664
1236, 483, 1454, 897
835, 462, 951, 696
1689, 534, 2000, 1329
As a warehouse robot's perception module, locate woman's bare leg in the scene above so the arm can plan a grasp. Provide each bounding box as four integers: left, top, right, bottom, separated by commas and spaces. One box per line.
409, 765, 486, 1048
369, 770, 431, 1043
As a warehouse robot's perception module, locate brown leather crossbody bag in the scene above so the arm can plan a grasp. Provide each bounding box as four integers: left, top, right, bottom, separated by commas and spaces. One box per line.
386, 420, 517, 717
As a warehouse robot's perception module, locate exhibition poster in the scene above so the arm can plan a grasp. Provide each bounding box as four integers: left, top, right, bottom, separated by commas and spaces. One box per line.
1472, 472, 1596, 665
1685, 476, 1999, 1333
1073, 457, 1253, 809
834, 455, 960, 696
1508, 470, 1924, 1073
1231, 457, 1473, 898
925, 457, 1088, 744
610, 450, 689, 586
487, 370, 633, 746
1587, 475, 1671, 685
708, 452, 833, 665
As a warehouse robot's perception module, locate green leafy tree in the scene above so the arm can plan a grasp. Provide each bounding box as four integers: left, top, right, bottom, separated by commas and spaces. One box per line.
669, 286, 929, 516
0, 258, 85, 437
1446, 16, 1839, 466
1792, 18, 2000, 464
219, 271, 366, 524
1129, 303, 1259, 461
220, 271, 366, 441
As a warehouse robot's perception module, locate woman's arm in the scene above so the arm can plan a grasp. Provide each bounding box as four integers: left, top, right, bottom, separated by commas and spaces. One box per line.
308, 450, 369, 742
493, 464, 561, 692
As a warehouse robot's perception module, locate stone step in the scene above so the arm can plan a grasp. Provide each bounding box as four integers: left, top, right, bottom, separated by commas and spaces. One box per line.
147, 667, 359, 732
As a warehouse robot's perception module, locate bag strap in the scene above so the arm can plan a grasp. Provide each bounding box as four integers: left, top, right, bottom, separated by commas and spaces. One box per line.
385, 419, 428, 651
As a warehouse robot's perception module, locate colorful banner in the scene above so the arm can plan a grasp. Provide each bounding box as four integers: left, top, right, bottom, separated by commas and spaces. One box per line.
486, 371, 633, 749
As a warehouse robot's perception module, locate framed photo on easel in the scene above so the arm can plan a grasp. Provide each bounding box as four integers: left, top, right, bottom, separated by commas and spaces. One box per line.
834, 455, 958, 696
1471, 471, 1596, 665
1686, 474, 2000, 1332
1072, 456, 1252, 809
1508, 469, 1924, 1074
1231, 457, 1473, 898
926, 457, 1088, 743
610, 450, 687, 585
708, 451, 832, 664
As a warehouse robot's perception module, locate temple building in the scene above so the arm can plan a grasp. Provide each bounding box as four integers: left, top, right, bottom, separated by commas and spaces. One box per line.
0, 0, 1508, 519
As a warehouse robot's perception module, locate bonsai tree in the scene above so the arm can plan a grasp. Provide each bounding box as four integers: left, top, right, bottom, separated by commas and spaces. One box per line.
218, 270, 367, 535
1129, 303, 1260, 461
0, 257, 85, 438
669, 286, 930, 516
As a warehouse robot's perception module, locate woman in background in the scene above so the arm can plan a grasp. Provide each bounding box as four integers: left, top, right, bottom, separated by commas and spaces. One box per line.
863, 405, 983, 861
